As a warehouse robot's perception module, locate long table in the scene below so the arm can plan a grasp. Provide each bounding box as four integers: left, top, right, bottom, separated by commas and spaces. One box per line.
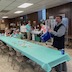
0, 36, 70, 72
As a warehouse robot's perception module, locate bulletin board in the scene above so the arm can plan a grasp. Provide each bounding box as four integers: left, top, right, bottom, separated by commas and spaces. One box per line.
0, 24, 5, 30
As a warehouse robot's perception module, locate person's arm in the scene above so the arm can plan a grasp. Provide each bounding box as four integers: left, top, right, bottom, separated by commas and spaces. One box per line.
49, 26, 66, 37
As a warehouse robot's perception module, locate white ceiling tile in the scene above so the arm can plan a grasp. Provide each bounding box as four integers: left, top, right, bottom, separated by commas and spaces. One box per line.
0, 5, 6, 11
0, 0, 69, 18
4, 0, 29, 10
4, 6, 16, 10
9, 0, 28, 6
28, 0, 42, 3
16, 0, 28, 2
0, 0, 15, 6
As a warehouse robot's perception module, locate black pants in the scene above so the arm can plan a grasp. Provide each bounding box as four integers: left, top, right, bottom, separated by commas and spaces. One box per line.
55, 48, 67, 72
55, 62, 67, 72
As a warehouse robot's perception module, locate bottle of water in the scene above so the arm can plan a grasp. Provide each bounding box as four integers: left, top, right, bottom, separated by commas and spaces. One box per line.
61, 49, 65, 55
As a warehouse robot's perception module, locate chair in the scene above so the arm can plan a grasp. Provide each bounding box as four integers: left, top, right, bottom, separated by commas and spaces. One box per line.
7, 46, 16, 67
0, 44, 9, 57
7, 46, 15, 61
20, 63, 35, 72
12, 51, 25, 71
26, 59, 36, 68
0, 41, 4, 54
12, 50, 33, 72
26, 60, 46, 72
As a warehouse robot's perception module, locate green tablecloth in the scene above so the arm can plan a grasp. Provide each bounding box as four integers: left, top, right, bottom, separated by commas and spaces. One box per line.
0, 36, 71, 72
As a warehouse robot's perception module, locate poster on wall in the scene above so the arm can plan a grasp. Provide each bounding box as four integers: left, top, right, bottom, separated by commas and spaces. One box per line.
49, 16, 54, 19
59, 14, 65, 18
0, 24, 5, 30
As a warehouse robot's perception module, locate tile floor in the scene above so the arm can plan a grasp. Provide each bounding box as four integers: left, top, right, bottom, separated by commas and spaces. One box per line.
0, 41, 72, 72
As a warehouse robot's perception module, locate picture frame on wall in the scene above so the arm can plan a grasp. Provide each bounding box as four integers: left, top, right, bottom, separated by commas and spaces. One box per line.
0, 24, 5, 30
59, 14, 65, 18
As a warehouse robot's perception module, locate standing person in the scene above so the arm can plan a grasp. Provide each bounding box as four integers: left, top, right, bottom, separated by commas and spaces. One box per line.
49, 16, 67, 72
32, 21, 37, 30
26, 21, 32, 40
20, 22, 26, 38
40, 21, 47, 34
31, 21, 37, 41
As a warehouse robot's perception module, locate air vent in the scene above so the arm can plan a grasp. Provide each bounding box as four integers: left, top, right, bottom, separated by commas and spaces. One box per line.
0, 10, 10, 13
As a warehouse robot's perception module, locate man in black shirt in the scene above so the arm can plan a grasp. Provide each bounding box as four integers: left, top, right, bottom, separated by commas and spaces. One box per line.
49, 16, 67, 72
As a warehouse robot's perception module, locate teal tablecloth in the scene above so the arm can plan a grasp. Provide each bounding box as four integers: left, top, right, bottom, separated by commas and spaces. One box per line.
0, 36, 71, 72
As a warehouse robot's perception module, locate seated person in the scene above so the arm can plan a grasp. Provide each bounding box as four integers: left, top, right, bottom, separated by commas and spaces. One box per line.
11, 30, 17, 37
12, 29, 24, 39
5, 28, 11, 36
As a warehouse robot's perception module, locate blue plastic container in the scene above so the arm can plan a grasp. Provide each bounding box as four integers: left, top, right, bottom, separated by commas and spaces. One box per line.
40, 32, 51, 42
61, 49, 65, 55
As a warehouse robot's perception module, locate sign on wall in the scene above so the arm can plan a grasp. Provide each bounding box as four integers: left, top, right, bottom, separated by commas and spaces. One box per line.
0, 24, 5, 30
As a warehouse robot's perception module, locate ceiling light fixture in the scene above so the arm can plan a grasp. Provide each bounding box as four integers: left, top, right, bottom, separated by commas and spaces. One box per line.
18, 3, 33, 8
14, 11, 23, 14
2, 16, 8, 18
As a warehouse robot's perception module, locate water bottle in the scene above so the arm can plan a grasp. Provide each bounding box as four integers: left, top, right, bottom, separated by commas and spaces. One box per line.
61, 49, 65, 55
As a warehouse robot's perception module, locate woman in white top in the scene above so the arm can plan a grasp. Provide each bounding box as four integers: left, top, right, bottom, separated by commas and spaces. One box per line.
20, 23, 26, 33
20, 23, 26, 38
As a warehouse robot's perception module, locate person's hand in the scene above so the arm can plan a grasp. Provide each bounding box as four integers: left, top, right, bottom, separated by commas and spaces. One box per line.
48, 26, 50, 31
48, 29, 53, 33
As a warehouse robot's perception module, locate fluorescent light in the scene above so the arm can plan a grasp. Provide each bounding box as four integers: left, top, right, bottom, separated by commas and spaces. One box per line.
14, 11, 23, 14
2, 16, 8, 18
18, 3, 33, 8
